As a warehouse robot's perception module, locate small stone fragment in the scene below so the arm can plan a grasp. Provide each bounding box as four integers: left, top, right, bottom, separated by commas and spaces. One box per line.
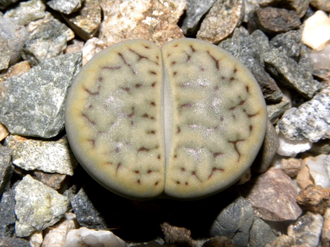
63, 0, 102, 40
181, 0, 217, 35
48, 0, 83, 14
303, 155, 330, 189
32, 171, 67, 190
161, 222, 197, 247
270, 30, 302, 60
281, 158, 302, 177
29, 231, 43, 247
42, 213, 78, 247
249, 217, 277, 247
0, 189, 16, 237
4, 0, 46, 26
302, 10, 330, 50
278, 89, 330, 142
0, 144, 12, 197
197, 0, 244, 43
210, 197, 254, 247
297, 185, 330, 214
260, 0, 309, 18
65, 39, 84, 54
249, 7, 301, 35
246, 167, 302, 221
99, 0, 186, 46
64, 227, 126, 247
0, 16, 28, 65
265, 235, 295, 247
14, 175, 69, 237
287, 212, 323, 247
0, 123, 9, 141
0, 52, 82, 138
267, 93, 291, 124
277, 132, 312, 157
81, 37, 106, 65
23, 13, 75, 65
310, 0, 330, 12
6, 135, 77, 175
0, 37, 10, 70
0, 237, 30, 247
264, 48, 321, 99
0, 61, 31, 83
296, 163, 314, 190
310, 139, 330, 155
310, 43, 330, 70
322, 208, 330, 247
202, 236, 235, 247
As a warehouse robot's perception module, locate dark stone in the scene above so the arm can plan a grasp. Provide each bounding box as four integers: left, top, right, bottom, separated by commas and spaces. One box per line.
219, 27, 283, 103
0, 189, 16, 237
310, 0, 330, 12
0, 145, 12, 197
0, 237, 30, 247
249, 7, 301, 35
0, 0, 19, 10
160, 222, 196, 247
202, 236, 235, 247
270, 30, 302, 60
209, 197, 254, 247
266, 94, 291, 124
249, 218, 277, 247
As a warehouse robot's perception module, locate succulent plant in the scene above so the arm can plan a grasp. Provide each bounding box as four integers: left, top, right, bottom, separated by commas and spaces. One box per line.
65, 38, 267, 200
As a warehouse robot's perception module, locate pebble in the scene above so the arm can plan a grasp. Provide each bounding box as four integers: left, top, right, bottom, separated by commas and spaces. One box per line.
62, 0, 101, 41
264, 47, 321, 99
303, 154, 330, 188
310, 43, 330, 70
322, 208, 330, 246
23, 13, 75, 65
267, 93, 291, 124
0, 188, 16, 237
0, 123, 9, 141
81, 37, 106, 65
29, 231, 43, 247
14, 175, 70, 237
0, 52, 82, 138
161, 222, 197, 247
32, 171, 67, 190
248, 7, 301, 35
265, 235, 295, 247
296, 163, 314, 190
181, 0, 217, 35
270, 30, 302, 60
0, 36, 10, 70
310, 0, 330, 12
278, 88, 330, 142
64, 227, 126, 247
246, 167, 302, 221
197, 0, 244, 43
280, 157, 302, 177
249, 217, 277, 247
0, 61, 31, 82
0, 144, 12, 196
47, 0, 83, 15
302, 10, 330, 50
0, 237, 30, 247
219, 27, 283, 103
287, 212, 324, 247
99, 0, 186, 46
202, 236, 235, 247
210, 197, 254, 247
5, 135, 77, 175
42, 213, 77, 247
0, 15, 27, 66
65, 39, 84, 54
297, 185, 330, 214
4, 0, 46, 26
277, 132, 312, 157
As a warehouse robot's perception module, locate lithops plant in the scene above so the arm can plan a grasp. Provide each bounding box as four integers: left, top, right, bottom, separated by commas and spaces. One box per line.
65, 38, 267, 200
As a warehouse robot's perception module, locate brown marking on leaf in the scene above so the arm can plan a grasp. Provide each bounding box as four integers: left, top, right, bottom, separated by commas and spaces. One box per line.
142, 113, 149, 118
233, 67, 238, 73
128, 107, 135, 118
134, 170, 140, 174
151, 82, 156, 87
180, 103, 192, 109
177, 126, 181, 133
176, 181, 181, 185
135, 83, 143, 88
229, 139, 245, 162
83, 86, 100, 96
149, 70, 157, 75
247, 112, 259, 118
120, 86, 130, 93
155, 181, 159, 186
239, 99, 246, 106
249, 125, 253, 132
213, 152, 223, 158
173, 71, 177, 76
230, 77, 235, 82
82, 113, 96, 125
208, 167, 225, 179
87, 139, 95, 148
207, 51, 220, 70
190, 45, 196, 52
221, 76, 226, 80
116, 163, 122, 174
171, 61, 176, 66
157, 154, 161, 160
137, 179, 141, 184
246, 85, 250, 93
138, 147, 149, 152
98, 76, 103, 82
102, 66, 121, 70
174, 154, 177, 159
181, 167, 186, 172
186, 54, 191, 62
148, 170, 153, 174
150, 101, 156, 106
185, 182, 189, 186
144, 45, 150, 49
118, 52, 136, 74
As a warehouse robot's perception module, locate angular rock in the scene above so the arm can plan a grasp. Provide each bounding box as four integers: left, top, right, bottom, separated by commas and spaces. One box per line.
161, 222, 196, 247
65, 227, 126, 247
280, 158, 302, 178
0, 36, 10, 70
253, 120, 279, 173
0, 189, 16, 237
297, 185, 330, 214
219, 27, 283, 103
266, 94, 291, 124
32, 171, 67, 190
270, 30, 302, 60
81, 37, 106, 65
278, 89, 330, 142
181, 0, 217, 35
249, 217, 277, 247
0, 52, 82, 138
29, 231, 43, 247
265, 235, 294, 247
14, 175, 70, 237
0, 16, 27, 65
287, 212, 323, 247
249, 7, 301, 35
310, 43, 330, 70
322, 208, 330, 247
63, 0, 101, 40
261, 0, 309, 18
6, 135, 77, 175
296, 163, 314, 190
303, 155, 330, 189
64, 39, 84, 54
246, 167, 302, 221
0, 145, 12, 197
197, 0, 244, 43
277, 132, 312, 157
0, 61, 31, 83
210, 197, 254, 247
4, 0, 46, 26
48, 0, 83, 14
311, 0, 330, 12
0, 123, 9, 141
264, 48, 321, 99
70, 187, 108, 230
0, 237, 30, 247
99, 0, 186, 46
23, 13, 74, 65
